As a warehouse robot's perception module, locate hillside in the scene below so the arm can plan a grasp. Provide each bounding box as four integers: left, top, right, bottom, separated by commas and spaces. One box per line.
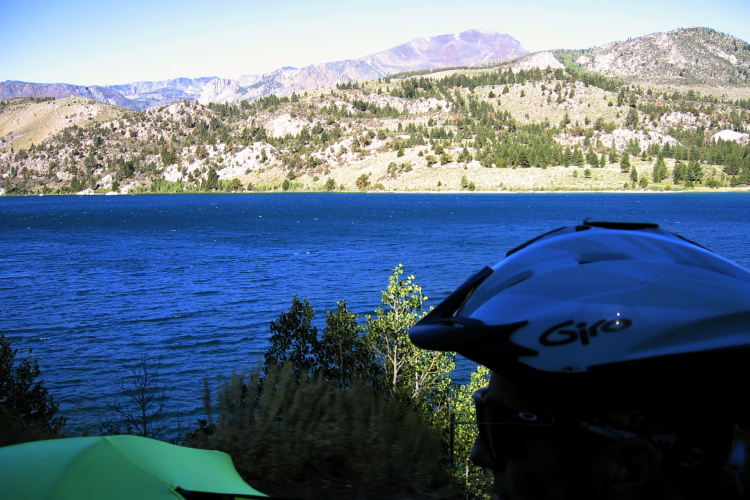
0, 97, 127, 151
1, 27, 749, 195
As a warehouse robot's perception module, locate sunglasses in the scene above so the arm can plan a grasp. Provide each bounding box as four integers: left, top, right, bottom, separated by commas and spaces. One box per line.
473, 387, 570, 458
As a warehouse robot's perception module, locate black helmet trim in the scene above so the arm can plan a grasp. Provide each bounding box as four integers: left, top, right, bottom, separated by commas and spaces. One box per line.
417, 265, 493, 324
411, 265, 535, 356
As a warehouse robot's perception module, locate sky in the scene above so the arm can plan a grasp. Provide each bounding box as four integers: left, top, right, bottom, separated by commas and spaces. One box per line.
2, 0, 750, 86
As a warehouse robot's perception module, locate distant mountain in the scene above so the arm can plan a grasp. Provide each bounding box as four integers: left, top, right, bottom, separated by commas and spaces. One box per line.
0, 81, 136, 108
0, 30, 526, 110
199, 29, 527, 104
568, 27, 750, 85
2, 27, 749, 111
107, 77, 218, 110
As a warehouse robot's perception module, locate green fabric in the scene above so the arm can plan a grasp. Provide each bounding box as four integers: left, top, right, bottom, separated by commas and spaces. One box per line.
0, 435, 267, 499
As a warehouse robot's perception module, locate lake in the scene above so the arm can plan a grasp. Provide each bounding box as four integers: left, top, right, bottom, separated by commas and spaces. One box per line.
2, 192, 750, 435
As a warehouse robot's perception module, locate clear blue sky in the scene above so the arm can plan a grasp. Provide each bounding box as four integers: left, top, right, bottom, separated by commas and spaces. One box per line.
2, 0, 749, 86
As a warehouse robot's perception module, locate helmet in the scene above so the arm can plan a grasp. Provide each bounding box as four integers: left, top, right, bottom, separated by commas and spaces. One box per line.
410, 220, 750, 412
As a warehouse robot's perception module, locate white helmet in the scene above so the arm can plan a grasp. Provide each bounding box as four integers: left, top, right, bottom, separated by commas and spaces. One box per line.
410, 220, 750, 410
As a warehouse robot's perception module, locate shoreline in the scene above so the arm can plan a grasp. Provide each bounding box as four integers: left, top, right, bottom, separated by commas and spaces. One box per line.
10, 187, 750, 197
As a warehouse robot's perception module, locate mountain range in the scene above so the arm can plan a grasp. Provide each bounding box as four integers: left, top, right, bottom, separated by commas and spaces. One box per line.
0, 29, 527, 111
3, 27, 749, 111
2, 25, 750, 196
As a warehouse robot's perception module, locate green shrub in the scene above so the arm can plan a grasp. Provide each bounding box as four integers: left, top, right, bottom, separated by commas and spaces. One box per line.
192, 364, 443, 495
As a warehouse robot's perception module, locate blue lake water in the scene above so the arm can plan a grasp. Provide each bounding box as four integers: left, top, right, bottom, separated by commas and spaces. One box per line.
2, 192, 750, 435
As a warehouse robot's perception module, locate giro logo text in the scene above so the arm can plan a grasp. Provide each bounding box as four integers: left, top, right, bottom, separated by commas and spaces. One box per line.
539, 318, 632, 347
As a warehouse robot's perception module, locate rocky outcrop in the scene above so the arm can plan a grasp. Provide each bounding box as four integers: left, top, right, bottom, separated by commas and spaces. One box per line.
713, 130, 750, 144
510, 51, 565, 71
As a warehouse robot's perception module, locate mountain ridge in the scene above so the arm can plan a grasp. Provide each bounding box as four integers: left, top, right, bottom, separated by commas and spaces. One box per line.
0, 29, 527, 110
193, 29, 529, 105
3, 27, 748, 111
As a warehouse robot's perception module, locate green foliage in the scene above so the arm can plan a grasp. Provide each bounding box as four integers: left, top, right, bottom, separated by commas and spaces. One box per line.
320, 301, 382, 388
0, 335, 66, 445
673, 160, 687, 183
196, 265, 496, 497
688, 159, 703, 183
706, 176, 723, 188
586, 149, 600, 168
448, 366, 494, 498
458, 146, 473, 163
195, 266, 464, 496
263, 296, 381, 388
264, 295, 321, 381
364, 265, 455, 422
355, 173, 370, 189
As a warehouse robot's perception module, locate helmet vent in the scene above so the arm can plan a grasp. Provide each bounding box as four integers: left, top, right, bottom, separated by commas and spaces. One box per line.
498, 269, 535, 290
578, 252, 630, 264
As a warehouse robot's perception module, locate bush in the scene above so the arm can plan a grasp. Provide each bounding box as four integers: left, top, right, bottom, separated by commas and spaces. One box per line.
191, 364, 443, 495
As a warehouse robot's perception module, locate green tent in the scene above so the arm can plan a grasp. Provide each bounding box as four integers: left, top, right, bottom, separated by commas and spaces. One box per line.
0, 435, 269, 499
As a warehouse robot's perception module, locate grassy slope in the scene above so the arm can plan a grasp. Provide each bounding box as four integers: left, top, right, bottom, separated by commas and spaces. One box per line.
0, 97, 125, 150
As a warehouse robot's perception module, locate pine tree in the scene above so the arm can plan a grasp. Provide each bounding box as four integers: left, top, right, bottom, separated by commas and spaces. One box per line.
688, 160, 703, 183
586, 149, 600, 168
573, 148, 585, 167
620, 153, 632, 173
652, 153, 668, 183
609, 140, 619, 163
673, 161, 687, 184
625, 107, 639, 129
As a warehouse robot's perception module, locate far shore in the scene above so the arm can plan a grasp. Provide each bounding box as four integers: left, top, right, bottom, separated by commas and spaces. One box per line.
7, 187, 750, 197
